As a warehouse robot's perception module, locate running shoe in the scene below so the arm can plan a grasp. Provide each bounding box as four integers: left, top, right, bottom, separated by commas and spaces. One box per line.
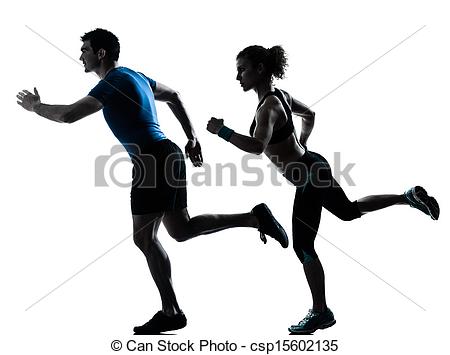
404, 186, 440, 220
133, 311, 187, 335
289, 308, 336, 335
251, 203, 289, 248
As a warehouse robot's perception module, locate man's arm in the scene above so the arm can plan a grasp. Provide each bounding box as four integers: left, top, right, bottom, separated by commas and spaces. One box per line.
152, 82, 202, 166
153, 82, 196, 140
17, 88, 103, 123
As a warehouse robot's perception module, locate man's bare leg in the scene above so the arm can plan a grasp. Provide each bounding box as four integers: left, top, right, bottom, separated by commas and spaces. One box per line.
133, 212, 180, 315
133, 212, 190, 334
162, 208, 259, 242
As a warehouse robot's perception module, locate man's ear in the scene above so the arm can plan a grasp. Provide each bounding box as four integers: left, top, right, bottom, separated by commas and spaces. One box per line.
97, 48, 106, 60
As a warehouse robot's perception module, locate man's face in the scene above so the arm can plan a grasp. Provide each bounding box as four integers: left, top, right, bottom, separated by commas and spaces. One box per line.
79, 40, 99, 73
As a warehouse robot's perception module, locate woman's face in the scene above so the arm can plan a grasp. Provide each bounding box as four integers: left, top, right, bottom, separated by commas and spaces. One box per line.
236, 57, 261, 92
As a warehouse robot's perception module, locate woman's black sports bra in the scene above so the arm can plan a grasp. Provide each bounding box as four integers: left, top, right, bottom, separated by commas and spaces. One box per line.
249, 88, 294, 145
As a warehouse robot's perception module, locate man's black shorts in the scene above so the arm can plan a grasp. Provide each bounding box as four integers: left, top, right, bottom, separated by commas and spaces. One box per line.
130, 139, 187, 215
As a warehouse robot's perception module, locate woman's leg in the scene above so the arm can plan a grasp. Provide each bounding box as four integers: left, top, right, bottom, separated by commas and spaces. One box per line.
289, 182, 337, 334
292, 183, 328, 312
306, 151, 407, 219
358, 186, 439, 219
357, 194, 407, 213
321, 177, 437, 218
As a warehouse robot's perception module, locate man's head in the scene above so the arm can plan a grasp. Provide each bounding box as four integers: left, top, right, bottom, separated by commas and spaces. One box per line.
79, 28, 120, 72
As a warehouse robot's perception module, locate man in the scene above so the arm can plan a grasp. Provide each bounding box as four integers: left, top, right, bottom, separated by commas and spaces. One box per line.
16, 28, 288, 334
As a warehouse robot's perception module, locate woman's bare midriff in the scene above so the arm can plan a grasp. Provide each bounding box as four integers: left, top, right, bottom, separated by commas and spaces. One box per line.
264, 134, 306, 175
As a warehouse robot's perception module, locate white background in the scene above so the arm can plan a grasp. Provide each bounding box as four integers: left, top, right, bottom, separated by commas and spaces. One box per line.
1, 0, 449, 354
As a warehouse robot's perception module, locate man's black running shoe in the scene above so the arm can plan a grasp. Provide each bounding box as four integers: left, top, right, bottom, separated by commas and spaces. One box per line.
252, 203, 289, 248
133, 311, 187, 335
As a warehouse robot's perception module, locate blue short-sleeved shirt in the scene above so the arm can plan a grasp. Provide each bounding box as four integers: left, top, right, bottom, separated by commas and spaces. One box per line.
88, 67, 166, 155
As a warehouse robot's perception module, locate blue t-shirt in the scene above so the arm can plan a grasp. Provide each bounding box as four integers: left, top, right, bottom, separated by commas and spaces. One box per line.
88, 67, 166, 155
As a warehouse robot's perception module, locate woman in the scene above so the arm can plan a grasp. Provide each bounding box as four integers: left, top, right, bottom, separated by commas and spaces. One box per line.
207, 45, 439, 334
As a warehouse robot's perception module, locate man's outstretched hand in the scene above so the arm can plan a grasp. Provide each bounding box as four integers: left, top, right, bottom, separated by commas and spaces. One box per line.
17, 88, 41, 112
185, 138, 203, 167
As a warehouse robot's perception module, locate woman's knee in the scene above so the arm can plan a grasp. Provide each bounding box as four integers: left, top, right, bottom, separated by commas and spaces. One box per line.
294, 247, 318, 264
293, 238, 318, 264
335, 206, 361, 221
337, 213, 357, 222
326, 198, 362, 221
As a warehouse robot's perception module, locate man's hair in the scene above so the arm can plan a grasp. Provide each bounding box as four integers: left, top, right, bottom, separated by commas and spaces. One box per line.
81, 28, 120, 61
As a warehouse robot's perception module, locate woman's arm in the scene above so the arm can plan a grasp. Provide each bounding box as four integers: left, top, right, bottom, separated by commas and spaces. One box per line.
208, 97, 279, 155
283, 91, 315, 147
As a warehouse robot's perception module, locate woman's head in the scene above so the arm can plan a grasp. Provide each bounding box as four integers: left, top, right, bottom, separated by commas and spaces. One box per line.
236, 45, 287, 91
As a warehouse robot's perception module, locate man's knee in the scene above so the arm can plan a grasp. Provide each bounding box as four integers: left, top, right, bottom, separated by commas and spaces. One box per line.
163, 209, 191, 242
168, 229, 190, 242
133, 233, 146, 250
133, 232, 157, 252
132, 213, 163, 251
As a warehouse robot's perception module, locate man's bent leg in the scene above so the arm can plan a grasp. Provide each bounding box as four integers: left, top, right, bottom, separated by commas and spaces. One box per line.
162, 208, 258, 242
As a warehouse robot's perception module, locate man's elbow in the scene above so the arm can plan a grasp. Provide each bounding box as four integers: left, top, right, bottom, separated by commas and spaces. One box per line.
59, 113, 71, 123
167, 91, 182, 105
60, 111, 78, 124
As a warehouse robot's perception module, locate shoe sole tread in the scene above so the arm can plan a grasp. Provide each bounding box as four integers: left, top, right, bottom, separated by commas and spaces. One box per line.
289, 319, 336, 334
413, 186, 439, 220
253, 204, 289, 248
